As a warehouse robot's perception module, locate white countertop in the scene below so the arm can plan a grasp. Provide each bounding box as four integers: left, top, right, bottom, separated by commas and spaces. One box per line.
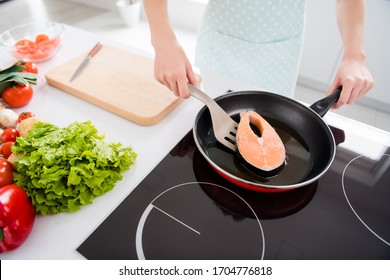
1, 25, 389, 260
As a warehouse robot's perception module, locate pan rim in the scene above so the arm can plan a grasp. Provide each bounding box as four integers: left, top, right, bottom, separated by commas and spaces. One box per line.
192, 90, 337, 190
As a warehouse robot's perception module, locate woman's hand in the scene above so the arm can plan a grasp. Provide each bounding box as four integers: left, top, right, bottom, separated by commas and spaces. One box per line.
331, 0, 375, 109
143, 0, 196, 99
153, 40, 197, 99
328, 58, 374, 109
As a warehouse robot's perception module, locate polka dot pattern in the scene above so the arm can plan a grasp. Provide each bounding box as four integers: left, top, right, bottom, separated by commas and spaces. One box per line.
195, 0, 306, 97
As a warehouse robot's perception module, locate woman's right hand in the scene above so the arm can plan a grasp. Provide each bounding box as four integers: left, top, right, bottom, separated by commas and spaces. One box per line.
153, 40, 197, 99
143, 0, 196, 98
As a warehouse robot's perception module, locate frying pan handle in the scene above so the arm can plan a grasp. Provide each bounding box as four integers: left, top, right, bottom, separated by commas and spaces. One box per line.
309, 86, 342, 117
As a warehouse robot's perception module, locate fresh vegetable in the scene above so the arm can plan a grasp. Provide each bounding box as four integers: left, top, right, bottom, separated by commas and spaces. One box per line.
0, 184, 35, 253
16, 116, 45, 138
1, 128, 19, 143
0, 142, 13, 159
0, 62, 37, 94
15, 39, 36, 54
18, 61, 38, 74
0, 109, 19, 128
35, 34, 49, 44
12, 121, 137, 215
0, 158, 14, 187
2, 83, 33, 108
14, 34, 61, 61
18, 111, 35, 123
6, 153, 20, 166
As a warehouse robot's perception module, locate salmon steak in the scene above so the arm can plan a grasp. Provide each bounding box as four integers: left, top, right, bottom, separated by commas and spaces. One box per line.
236, 111, 286, 177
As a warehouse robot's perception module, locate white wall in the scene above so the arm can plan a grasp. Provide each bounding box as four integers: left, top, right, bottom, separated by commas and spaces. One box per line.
167, 0, 206, 31
65, 0, 117, 10
298, 0, 342, 91
64, 0, 206, 31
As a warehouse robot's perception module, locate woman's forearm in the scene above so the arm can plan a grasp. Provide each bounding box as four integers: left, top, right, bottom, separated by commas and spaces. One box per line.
143, 0, 196, 98
336, 0, 366, 62
331, 0, 374, 108
143, 0, 177, 48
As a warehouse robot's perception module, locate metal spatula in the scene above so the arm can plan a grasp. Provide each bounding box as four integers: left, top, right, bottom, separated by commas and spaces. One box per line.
188, 83, 238, 151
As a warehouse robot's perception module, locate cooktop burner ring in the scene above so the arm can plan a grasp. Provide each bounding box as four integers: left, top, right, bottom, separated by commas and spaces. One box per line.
135, 181, 266, 260
342, 154, 390, 247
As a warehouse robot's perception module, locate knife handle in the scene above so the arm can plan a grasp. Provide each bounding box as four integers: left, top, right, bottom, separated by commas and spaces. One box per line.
88, 42, 103, 57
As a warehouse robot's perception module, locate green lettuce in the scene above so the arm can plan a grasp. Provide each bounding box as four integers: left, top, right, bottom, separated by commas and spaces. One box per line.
12, 121, 137, 215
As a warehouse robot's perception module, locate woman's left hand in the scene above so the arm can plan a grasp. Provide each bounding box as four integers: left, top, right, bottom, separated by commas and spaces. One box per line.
328, 58, 375, 109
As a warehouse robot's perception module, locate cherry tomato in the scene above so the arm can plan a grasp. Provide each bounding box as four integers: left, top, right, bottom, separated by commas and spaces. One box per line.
0, 142, 13, 159
19, 61, 38, 74
0, 158, 14, 187
1, 128, 19, 143
13, 34, 61, 61
15, 39, 36, 54
1, 83, 33, 108
18, 111, 35, 123
35, 33, 49, 43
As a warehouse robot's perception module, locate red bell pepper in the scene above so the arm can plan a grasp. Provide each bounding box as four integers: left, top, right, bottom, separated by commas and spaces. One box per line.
0, 184, 35, 253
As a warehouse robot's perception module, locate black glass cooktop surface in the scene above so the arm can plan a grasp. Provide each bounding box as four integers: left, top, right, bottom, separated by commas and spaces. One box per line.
77, 128, 390, 260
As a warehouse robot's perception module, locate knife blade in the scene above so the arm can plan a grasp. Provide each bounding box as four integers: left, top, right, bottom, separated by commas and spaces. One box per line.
69, 42, 103, 82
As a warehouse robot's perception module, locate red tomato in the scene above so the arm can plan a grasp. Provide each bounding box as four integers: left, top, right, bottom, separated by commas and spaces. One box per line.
15, 39, 36, 54
18, 111, 35, 123
1, 83, 33, 108
0, 184, 35, 253
26, 50, 48, 61
1, 128, 20, 143
0, 142, 13, 159
35, 33, 49, 43
13, 35, 60, 61
0, 158, 14, 188
20, 61, 38, 74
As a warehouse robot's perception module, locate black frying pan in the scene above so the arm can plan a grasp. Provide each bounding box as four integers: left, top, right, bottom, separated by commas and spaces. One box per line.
193, 87, 342, 192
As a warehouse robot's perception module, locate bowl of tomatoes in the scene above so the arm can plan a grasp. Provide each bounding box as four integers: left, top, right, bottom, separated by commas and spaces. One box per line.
0, 21, 64, 62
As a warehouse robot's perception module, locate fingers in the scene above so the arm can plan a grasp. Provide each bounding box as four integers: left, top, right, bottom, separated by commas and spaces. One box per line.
171, 61, 196, 99
177, 80, 191, 99
186, 62, 197, 86
154, 69, 185, 98
333, 77, 374, 109
152, 43, 196, 99
329, 62, 375, 109
157, 74, 191, 99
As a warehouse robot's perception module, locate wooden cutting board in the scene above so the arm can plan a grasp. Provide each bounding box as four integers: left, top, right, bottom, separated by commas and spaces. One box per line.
46, 44, 198, 125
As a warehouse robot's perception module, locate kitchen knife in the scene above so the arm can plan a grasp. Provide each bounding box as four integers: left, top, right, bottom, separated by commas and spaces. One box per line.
69, 42, 103, 82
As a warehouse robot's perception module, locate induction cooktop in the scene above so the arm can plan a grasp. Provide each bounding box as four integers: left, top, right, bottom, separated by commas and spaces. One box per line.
77, 126, 390, 260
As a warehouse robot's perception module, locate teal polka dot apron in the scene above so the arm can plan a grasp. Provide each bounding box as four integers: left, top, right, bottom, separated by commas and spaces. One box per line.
195, 0, 306, 97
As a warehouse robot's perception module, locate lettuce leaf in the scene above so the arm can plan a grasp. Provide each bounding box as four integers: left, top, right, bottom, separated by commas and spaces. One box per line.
12, 121, 137, 215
